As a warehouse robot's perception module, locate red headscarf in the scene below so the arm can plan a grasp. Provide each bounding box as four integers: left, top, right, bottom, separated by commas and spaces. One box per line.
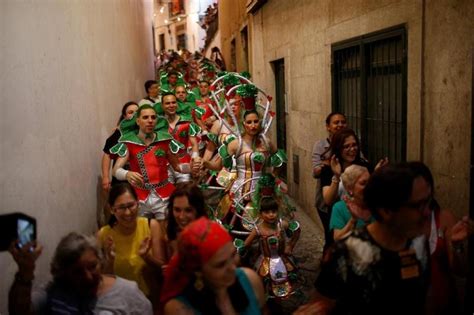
160, 217, 232, 304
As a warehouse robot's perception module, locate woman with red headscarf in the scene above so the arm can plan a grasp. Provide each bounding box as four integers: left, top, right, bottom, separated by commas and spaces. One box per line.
161, 217, 266, 314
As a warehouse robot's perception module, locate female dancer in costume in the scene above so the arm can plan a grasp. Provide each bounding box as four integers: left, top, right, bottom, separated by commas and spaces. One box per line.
202, 73, 287, 236
203, 109, 284, 234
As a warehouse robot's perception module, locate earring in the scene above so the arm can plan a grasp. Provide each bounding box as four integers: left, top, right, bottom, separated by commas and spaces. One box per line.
194, 272, 204, 291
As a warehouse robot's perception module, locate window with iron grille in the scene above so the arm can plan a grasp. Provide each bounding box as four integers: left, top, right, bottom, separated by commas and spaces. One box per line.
332, 26, 407, 163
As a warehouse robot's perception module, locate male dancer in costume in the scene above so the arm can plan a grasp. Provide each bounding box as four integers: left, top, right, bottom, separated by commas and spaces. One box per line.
112, 105, 194, 221
157, 92, 200, 183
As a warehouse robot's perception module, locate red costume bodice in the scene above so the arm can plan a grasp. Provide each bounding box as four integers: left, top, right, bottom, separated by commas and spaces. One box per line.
126, 140, 175, 201
194, 99, 215, 122
169, 120, 192, 163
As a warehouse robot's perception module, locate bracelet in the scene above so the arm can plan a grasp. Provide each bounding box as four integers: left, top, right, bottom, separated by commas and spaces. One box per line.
191, 151, 199, 159
332, 175, 340, 183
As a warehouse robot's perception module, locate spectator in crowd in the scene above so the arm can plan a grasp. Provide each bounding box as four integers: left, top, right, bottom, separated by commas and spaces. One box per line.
99, 101, 138, 226
296, 163, 432, 315
152, 183, 208, 269
211, 47, 226, 71
161, 217, 266, 314
101, 101, 138, 193
8, 232, 152, 315
330, 164, 374, 241
98, 182, 162, 308
312, 112, 347, 179
408, 161, 474, 315
138, 80, 160, 107
312, 113, 347, 250
319, 128, 387, 248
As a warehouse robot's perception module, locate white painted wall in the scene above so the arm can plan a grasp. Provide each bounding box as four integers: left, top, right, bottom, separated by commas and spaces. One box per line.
0, 0, 154, 311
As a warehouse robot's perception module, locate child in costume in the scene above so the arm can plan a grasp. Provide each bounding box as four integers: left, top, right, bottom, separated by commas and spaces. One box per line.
241, 192, 300, 299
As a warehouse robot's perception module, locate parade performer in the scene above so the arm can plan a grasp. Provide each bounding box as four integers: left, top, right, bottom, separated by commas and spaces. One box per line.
202, 73, 287, 236
192, 80, 218, 133
159, 70, 183, 94
111, 105, 194, 223
157, 92, 200, 184
241, 194, 300, 299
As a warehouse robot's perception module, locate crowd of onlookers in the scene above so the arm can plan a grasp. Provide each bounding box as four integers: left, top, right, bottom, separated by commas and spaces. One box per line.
7, 49, 474, 315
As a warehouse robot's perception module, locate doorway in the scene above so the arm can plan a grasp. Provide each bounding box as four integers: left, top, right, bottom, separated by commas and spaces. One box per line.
272, 59, 287, 180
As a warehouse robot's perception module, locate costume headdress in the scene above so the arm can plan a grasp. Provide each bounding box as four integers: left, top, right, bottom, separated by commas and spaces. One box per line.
236, 84, 258, 111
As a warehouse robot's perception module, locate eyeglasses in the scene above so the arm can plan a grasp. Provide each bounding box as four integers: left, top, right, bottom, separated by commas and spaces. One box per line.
403, 196, 432, 212
113, 201, 138, 212
343, 143, 358, 151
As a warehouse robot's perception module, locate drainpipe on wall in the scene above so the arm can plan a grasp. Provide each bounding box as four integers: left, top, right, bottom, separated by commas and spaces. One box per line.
420, 0, 426, 161
468, 44, 474, 314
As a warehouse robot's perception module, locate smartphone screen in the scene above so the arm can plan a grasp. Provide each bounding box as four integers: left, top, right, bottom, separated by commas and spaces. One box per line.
17, 218, 35, 248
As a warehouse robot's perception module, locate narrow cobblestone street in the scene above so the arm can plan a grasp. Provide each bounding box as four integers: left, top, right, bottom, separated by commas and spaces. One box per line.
275, 200, 324, 314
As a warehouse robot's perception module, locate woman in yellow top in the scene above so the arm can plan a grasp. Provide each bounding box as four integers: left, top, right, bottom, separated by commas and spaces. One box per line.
98, 182, 161, 308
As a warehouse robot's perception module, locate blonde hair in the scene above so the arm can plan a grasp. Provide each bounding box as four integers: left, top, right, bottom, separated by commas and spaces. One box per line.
341, 164, 368, 192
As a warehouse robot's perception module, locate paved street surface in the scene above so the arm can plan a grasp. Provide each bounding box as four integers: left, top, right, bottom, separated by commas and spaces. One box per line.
271, 200, 324, 314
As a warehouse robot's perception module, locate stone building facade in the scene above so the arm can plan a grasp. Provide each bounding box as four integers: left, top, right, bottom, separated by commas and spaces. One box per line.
153, 0, 214, 53
219, 0, 473, 225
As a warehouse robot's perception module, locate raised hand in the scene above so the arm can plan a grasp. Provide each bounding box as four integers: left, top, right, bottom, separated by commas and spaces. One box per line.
375, 157, 389, 171
451, 216, 474, 243
138, 237, 152, 258
8, 241, 43, 279
330, 155, 342, 177
104, 236, 116, 260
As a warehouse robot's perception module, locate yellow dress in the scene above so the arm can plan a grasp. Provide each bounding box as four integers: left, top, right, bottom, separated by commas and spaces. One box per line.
99, 217, 151, 296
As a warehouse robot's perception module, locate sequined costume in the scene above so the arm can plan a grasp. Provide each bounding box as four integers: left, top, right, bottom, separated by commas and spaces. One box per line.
254, 220, 297, 299
215, 137, 271, 229
230, 139, 270, 205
